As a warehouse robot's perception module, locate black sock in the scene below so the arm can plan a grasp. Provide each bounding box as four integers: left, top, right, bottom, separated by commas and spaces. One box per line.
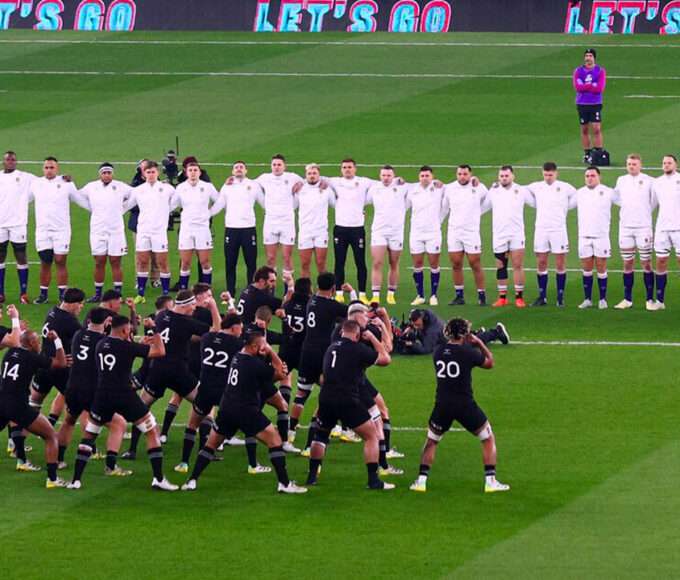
58, 444, 67, 463
383, 419, 392, 450
147, 446, 164, 481
367, 462, 380, 487
379, 440, 388, 469
11, 429, 26, 462
419, 463, 431, 477
308, 457, 322, 482
484, 464, 496, 478
584, 148, 592, 156
516, 290, 523, 299
245, 437, 257, 468
161, 403, 178, 437
47, 462, 57, 481
128, 425, 142, 454
198, 418, 212, 450
289, 417, 299, 432
269, 445, 289, 486
305, 418, 318, 450
182, 427, 197, 464
48, 413, 59, 427
279, 386, 291, 406
106, 451, 117, 471
190, 446, 215, 480
276, 411, 289, 442
73, 438, 95, 481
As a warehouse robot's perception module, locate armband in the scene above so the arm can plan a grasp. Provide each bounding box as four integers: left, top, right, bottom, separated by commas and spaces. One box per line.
12, 318, 20, 329
53, 338, 63, 351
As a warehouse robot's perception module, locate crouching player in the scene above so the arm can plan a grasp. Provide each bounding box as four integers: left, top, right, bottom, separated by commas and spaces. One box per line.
410, 318, 509, 494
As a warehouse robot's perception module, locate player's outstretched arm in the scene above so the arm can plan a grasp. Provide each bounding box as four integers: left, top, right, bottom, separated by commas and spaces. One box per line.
144, 333, 166, 359
363, 331, 391, 366
1, 305, 21, 349
468, 334, 494, 369
46, 330, 68, 369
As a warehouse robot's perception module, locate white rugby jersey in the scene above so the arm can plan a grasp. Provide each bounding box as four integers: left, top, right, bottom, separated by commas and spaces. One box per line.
297, 182, 334, 234
171, 180, 219, 229
211, 178, 263, 229
485, 182, 530, 240
367, 181, 408, 234
576, 184, 618, 238
527, 180, 577, 232
78, 179, 133, 234
329, 176, 374, 227
127, 181, 175, 235
614, 172, 655, 229
406, 183, 444, 236
255, 172, 302, 224
653, 172, 680, 232
442, 181, 489, 232
0, 169, 34, 228
29, 176, 79, 231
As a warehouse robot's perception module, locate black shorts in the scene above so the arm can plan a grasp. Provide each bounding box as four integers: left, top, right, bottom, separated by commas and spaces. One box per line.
144, 361, 198, 399
358, 377, 379, 410
577, 104, 602, 125
429, 398, 487, 435
192, 383, 224, 417
317, 391, 370, 431
214, 402, 270, 438
0, 395, 39, 429
90, 389, 148, 425
33, 368, 69, 396
279, 344, 302, 372
64, 385, 95, 418
297, 346, 324, 386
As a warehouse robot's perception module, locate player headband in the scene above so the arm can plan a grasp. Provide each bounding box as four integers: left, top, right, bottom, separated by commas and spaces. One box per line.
175, 296, 196, 307
99, 163, 114, 174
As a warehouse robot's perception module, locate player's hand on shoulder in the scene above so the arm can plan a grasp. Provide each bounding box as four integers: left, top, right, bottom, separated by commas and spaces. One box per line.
433, 180, 444, 189
471, 176, 480, 187
275, 308, 285, 319
292, 182, 303, 194
225, 176, 235, 186
341, 283, 353, 293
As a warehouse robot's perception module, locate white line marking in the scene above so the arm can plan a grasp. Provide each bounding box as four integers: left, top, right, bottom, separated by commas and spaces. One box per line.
0, 39, 678, 49
1, 70, 679, 80
513, 340, 680, 347
408, 266, 680, 274
624, 94, 680, 98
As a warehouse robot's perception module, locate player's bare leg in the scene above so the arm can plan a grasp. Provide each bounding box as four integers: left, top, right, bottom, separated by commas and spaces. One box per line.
448, 251, 465, 305
160, 392, 183, 444
197, 248, 213, 285
467, 252, 485, 305
533, 251, 550, 306
135, 250, 151, 303
591, 122, 603, 149
299, 248, 313, 279
54, 253, 68, 300
476, 422, 509, 493
386, 248, 401, 304
579, 256, 595, 309
510, 249, 526, 307
156, 252, 171, 295
26, 414, 62, 488
371, 245, 387, 302
90, 255, 107, 301
426, 252, 441, 306
110, 256, 123, 289
314, 247, 327, 276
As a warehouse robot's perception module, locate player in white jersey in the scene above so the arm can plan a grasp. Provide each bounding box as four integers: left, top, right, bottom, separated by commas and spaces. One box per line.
28, 157, 79, 304
77, 163, 135, 302
406, 166, 444, 306
293, 164, 334, 278
527, 162, 577, 307
0, 151, 32, 304
126, 161, 175, 302
367, 165, 408, 305
575, 166, 618, 310
171, 161, 219, 291
329, 159, 373, 304
651, 154, 680, 310
613, 154, 656, 310
485, 166, 529, 308
255, 154, 303, 293
442, 165, 489, 306
211, 161, 263, 296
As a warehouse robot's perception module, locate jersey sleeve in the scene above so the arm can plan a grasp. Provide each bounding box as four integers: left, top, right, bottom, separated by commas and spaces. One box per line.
210, 187, 227, 216
0, 326, 8, 345
30, 351, 53, 370
358, 343, 380, 369
131, 341, 151, 359
470, 346, 485, 367
257, 359, 276, 383
267, 295, 283, 311
189, 317, 211, 337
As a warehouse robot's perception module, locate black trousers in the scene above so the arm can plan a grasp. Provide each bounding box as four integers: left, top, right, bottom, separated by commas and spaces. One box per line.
224, 227, 257, 296
333, 225, 367, 293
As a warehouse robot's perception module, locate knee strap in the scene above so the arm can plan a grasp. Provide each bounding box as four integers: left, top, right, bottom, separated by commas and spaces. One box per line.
494, 252, 509, 280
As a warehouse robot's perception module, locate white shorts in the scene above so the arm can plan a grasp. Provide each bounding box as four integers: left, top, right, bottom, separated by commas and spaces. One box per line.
36, 228, 70, 254
371, 230, 404, 251
534, 229, 569, 254
178, 226, 213, 251
135, 231, 169, 253
654, 230, 680, 257
263, 221, 295, 246
619, 227, 653, 252
409, 232, 441, 255
0, 226, 27, 244
90, 230, 128, 257
447, 230, 482, 254
298, 231, 328, 250
493, 236, 525, 254
578, 236, 611, 259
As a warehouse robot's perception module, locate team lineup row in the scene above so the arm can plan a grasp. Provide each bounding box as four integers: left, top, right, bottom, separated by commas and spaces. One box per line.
0, 271, 508, 494
1, 151, 679, 311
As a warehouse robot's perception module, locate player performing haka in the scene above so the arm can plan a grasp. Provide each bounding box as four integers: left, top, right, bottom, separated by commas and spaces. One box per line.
527, 162, 577, 307
232, 266, 286, 325
407, 166, 444, 306
486, 166, 530, 308
443, 165, 489, 306
576, 167, 617, 309
367, 165, 408, 305
614, 154, 656, 310
77, 163, 134, 302
410, 318, 509, 494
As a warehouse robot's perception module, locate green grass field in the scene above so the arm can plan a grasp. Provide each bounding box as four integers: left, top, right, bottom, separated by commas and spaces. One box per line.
1, 30, 680, 579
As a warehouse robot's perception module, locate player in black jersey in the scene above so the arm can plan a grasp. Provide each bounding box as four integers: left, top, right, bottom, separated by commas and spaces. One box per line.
181, 330, 307, 494
123, 289, 220, 459
278, 277, 311, 405
0, 326, 67, 487
306, 319, 393, 490
174, 313, 244, 473
83, 289, 139, 334
410, 318, 510, 494
231, 266, 286, 325
56, 307, 131, 477
289, 272, 355, 450
30, 288, 85, 426
131, 295, 174, 391
67, 315, 175, 491
159, 283, 215, 444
